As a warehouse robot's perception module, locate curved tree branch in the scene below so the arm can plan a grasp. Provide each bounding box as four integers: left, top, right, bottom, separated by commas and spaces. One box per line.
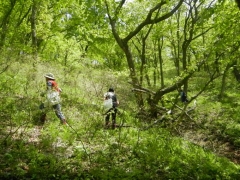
124, 0, 184, 42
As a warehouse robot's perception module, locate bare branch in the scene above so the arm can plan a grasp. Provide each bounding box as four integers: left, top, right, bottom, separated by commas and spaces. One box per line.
0, 65, 9, 74
189, 71, 221, 102
129, 82, 156, 95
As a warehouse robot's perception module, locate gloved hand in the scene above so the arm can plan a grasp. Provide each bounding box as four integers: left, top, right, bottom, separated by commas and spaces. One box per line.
39, 103, 45, 110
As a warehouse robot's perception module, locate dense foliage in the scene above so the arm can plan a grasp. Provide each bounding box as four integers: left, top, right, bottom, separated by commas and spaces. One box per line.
0, 62, 240, 179
0, 0, 240, 179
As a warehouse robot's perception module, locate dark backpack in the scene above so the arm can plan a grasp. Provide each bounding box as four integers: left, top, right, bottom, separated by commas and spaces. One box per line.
180, 91, 188, 102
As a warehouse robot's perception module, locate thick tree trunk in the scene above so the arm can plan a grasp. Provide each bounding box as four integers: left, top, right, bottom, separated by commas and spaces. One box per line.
123, 43, 144, 107
140, 37, 151, 87
149, 70, 195, 117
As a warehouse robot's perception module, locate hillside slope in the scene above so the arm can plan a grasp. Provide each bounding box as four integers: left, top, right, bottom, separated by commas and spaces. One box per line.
0, 61, 240, 179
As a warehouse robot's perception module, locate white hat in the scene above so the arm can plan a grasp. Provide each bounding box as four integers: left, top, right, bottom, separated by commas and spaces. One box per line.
44, 73, 55, 80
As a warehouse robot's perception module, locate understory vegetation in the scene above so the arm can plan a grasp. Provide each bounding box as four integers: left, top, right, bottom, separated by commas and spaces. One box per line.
1, 0, 240, 179
0, 61, 240, 179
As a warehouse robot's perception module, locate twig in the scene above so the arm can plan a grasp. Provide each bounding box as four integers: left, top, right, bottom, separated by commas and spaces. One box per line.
0, 65, 9, 74
1, 121, 29, 145
174, 104, 194, 121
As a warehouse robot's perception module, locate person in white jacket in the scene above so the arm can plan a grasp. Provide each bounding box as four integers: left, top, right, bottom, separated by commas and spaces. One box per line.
103, 88, 119, 129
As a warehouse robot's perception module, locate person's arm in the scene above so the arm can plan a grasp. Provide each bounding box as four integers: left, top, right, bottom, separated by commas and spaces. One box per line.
104, 93, 109, 100
48, 80, 62, 92
47, 81, 53, 90
114, 95, 119, 105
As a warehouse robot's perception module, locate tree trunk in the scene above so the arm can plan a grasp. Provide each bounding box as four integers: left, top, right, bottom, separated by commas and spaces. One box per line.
182, 41, 190, 93
219, 60, 238, 100
176, 10, 181, 76
158, 37, 164, 88
31, 0, 38, 56
219, 64, 230, 100
126, 45, 144, 107
140, 36, 151, 87
233, 68, 240, 82
232, 60, 240, 82
0, 0, 16, 50
153, 49, 158, 87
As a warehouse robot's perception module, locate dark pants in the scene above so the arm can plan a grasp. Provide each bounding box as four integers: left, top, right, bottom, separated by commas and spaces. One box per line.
105, 108, 117, 128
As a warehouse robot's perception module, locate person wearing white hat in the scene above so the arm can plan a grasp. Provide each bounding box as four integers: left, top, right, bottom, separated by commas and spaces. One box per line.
39, 73, 66, 125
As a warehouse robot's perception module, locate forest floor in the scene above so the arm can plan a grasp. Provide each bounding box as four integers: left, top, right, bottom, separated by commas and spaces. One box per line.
3, 118, 240, 165
179, 124, 240, 164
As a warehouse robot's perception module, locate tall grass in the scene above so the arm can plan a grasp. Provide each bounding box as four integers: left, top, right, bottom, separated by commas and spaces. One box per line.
0, 60, 240, 179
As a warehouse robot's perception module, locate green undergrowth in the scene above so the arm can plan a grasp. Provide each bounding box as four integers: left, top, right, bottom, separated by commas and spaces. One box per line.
189, 82, 240, 148
1, 125, 240, 179
0, 61, 240, 179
